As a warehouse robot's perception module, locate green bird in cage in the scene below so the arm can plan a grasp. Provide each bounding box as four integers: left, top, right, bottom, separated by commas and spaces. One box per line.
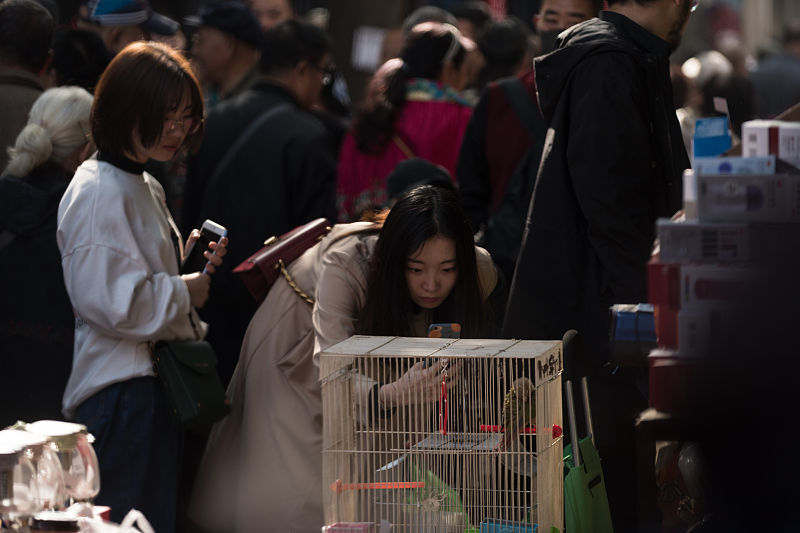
499, 376, 536, 452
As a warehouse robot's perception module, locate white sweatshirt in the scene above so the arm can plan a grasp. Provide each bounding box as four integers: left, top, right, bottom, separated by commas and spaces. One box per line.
57, 159, 204, 417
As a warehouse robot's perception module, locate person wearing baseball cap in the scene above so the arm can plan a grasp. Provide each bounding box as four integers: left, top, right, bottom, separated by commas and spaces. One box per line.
75, 0, 179, 54
186, 1, 263, 103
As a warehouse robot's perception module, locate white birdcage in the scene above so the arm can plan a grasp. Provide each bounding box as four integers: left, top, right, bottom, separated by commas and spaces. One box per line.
320, 336, 564, 532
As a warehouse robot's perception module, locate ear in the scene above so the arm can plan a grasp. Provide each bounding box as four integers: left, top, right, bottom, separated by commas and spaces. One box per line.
106, 26, 131, 54
296, 59, 310, 76
532, 14, 540, 30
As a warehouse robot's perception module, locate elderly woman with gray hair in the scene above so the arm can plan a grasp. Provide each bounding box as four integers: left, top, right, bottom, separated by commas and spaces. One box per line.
0, 86, 94, 427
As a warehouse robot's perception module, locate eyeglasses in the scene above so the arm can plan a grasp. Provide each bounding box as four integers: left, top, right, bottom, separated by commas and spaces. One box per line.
310, 63, 336, 85
690, 0, 699, 12
163, 117, 200, 135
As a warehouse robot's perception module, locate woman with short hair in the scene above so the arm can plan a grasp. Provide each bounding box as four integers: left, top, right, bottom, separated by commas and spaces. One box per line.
56, 41, 227, 532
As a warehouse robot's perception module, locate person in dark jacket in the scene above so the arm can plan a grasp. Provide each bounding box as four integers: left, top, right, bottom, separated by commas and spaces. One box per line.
0, 86, 94, 427
0, 0, 54, 173
502, 1, 694, 530
458, 0, 604, 236
182, 19, 337, 386
457, 0, 603, 312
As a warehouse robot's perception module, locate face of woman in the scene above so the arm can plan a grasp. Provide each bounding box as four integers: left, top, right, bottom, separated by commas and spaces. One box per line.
405, 235, 459, 310
130, 92, 194, 163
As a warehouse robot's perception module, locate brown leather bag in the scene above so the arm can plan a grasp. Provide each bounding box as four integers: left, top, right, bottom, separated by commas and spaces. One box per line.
233, 218, 331, 304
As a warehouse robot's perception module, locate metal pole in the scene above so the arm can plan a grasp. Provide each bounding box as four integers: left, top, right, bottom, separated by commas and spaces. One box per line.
565, 380, 581, 467
580, 376, 595, 448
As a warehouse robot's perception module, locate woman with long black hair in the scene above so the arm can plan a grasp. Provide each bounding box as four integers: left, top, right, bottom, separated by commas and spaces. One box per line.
191, 181, 496, 533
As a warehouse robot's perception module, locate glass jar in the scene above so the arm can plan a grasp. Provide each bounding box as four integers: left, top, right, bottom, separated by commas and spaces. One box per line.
0, 430, 67, 510
0, 444, 39, 522
24, 421, 100, 503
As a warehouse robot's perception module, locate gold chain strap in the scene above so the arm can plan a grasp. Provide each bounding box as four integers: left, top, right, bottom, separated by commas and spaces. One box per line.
277, 259, 314, 305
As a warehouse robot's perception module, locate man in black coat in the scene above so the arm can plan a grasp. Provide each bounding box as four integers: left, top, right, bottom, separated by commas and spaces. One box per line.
182, 19, 337, 386
502, 0, 693, 530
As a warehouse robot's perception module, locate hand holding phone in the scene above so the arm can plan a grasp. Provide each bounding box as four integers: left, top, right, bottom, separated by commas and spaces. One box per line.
182, 219, 227, 275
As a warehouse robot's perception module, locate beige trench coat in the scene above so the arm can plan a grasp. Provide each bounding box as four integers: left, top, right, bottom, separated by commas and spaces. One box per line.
189, 222, 497, 533
189, 223, 380, 533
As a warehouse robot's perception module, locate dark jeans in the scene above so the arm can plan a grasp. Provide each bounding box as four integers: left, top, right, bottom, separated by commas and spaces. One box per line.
74, 377, 181, 532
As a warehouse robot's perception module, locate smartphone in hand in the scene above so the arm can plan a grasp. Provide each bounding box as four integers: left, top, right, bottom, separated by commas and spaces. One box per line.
181, 219, 227, 274
427, 323, 461, 339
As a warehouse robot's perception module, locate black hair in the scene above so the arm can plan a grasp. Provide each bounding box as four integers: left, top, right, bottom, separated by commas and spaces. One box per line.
91, 41, 205, 157
50, 28, 110, 93
452, 1, 492, 34
259, 19, 331, 75
353, 22, 467, 154
357, 185, 488, 338
476, 17, 532, 88
700, 73, 756, 140
0, 0, 54, 72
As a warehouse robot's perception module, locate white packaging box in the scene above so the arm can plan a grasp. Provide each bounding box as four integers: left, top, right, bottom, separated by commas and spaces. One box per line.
696, 173, 800, 222
741, 120, 800, 167
657, 219, 749, 262
693, 155, 776, 175
677, 307, 735, 358
679, 263, 758, 311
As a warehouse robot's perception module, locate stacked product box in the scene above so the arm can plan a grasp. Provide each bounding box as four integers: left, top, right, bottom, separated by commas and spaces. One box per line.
741, 120, 800, 169
648, 142, 800, 411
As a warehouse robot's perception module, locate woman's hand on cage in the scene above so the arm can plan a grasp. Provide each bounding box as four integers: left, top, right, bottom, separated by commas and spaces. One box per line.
378, 359, 461, 408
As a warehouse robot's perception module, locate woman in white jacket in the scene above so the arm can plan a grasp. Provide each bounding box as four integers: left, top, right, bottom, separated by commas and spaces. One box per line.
57, 42, 227, 532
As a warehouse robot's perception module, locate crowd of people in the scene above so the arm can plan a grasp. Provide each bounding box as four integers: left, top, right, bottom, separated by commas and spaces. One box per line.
1, 0, 799, 531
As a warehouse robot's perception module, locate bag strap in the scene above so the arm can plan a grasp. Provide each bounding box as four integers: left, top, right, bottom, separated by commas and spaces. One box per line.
278, 259, 314, 305
392, 134, 415, 159
278, 224, 383, 306
206, 103, 293, 189
497, 77, 540, 140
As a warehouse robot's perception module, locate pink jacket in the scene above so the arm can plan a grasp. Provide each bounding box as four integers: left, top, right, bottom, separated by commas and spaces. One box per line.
336, 85, 472, 221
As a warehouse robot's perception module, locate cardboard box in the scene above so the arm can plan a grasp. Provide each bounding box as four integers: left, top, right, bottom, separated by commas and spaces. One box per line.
741, 120, 800, 167
610, 304, 657, 365
653, 304, 678, 349
693, 155, 776, 175
677, 307, 734, 358
657, 219, 749, 262
693, 117, 732, 159
696, 173, 800, 222
648, 261, 757, 311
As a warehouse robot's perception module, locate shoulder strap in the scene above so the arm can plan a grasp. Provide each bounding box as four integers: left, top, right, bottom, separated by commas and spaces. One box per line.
497, 77, 540, 139
392, 135, 415, 159
206, 103, 293, 188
